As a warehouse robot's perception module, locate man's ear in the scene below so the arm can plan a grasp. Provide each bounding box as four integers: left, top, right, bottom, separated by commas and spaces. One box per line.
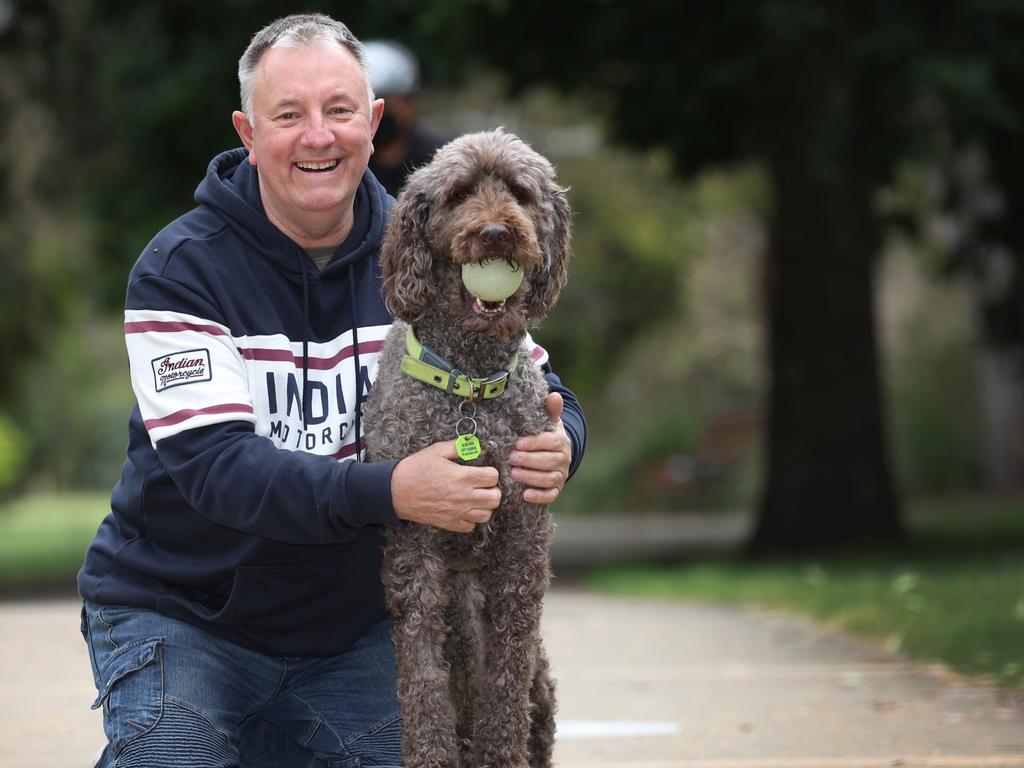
232, 111, 257, 166
369, 99, 385, 146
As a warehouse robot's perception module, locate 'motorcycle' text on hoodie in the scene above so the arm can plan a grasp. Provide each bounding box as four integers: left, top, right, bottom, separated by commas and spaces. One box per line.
78, 148, 586, 657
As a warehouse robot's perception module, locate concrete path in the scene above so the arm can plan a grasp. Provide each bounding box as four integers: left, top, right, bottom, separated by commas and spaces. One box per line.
2, 589, 1024, 767
547, 590, 1024, 767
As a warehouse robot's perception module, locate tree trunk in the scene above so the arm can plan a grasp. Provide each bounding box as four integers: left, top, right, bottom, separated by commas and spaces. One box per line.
749, 37, 903, 553
750, 159, 903, 552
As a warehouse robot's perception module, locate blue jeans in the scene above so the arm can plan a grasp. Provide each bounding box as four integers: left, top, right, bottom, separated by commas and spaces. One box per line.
80, 601, 402, 767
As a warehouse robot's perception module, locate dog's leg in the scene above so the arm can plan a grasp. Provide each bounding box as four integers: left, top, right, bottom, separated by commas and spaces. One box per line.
384, 530, 459, 768
527, 643, 557, 768
445, 571, 485, 768
473, 542, 550, 768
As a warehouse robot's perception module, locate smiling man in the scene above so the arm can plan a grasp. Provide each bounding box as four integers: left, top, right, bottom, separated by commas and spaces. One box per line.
76, 13, 586, 768
232, 38, 380, 247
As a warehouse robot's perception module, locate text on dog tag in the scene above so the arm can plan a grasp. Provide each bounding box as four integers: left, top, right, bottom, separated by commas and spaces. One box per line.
456, 434, 482, 461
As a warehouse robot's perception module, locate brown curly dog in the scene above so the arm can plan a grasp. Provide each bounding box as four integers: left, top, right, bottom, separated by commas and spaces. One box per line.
363, 129, 572, 768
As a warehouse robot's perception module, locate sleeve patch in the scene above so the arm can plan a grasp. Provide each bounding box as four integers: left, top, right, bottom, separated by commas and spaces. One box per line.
152, 348, 212, 392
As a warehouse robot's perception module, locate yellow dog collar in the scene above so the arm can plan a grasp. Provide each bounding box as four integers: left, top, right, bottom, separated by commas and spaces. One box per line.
401, 325, 517, 401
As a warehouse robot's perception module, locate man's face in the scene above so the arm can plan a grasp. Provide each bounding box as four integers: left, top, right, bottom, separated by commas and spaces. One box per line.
233, 43, 383, 243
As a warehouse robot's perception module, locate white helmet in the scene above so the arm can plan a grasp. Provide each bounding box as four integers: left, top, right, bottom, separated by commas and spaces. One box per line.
364, 40, 419, 96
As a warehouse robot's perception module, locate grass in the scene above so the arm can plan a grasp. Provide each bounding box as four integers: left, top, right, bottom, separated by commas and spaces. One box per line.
0, 491, 109, 592
586, 496, 1024, 690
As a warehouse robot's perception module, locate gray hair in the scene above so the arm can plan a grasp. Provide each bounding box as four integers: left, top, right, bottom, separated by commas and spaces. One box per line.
238, 13, 375, 122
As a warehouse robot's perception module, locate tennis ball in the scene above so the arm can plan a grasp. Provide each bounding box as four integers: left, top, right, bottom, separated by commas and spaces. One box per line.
461, 259, 525, 302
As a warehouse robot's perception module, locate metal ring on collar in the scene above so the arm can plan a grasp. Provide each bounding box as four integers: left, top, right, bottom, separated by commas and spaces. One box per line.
455, 416, 478, 437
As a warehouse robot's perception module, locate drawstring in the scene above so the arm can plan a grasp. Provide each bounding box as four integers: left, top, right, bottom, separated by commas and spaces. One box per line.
349, 269, 362, 462
298, 253, 310, 430
296, 250, 362, 461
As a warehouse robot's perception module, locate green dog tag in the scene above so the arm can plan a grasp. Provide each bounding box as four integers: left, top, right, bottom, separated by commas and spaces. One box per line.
456, 434, 482, 461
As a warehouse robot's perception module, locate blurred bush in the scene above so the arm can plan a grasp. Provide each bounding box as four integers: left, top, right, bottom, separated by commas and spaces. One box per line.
0, 412, 28, 493
880, 248, 983, 495
15, 314, 132, 489
552, 162, 769, 514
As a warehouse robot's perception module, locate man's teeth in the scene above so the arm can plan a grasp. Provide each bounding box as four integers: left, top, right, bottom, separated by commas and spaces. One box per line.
296, 160, 338, 171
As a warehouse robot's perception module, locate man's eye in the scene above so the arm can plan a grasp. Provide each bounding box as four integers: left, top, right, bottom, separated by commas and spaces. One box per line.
331, 107, 352, 116
278, 112, 298, 121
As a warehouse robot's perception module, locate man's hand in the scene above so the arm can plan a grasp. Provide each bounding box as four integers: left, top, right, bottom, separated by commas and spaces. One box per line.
392, 441, 501, 532
510, 392, 572, 505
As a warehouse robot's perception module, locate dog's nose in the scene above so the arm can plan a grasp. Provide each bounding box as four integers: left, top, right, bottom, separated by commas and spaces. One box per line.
479, 224, 511, 247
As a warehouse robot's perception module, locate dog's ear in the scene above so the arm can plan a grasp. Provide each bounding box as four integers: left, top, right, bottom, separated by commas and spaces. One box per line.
380, 191, 437, 321
526, 185, 572, 320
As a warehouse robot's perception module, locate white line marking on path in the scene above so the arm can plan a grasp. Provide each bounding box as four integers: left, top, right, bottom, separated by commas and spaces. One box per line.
556, 720, 681, 739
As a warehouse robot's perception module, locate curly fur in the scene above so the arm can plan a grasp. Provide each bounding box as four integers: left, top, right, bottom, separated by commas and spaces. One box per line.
364, 129, 571, 768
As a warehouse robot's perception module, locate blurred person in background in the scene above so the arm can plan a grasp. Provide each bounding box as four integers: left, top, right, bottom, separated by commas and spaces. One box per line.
76, 13, 585, 767
365, 39, 450, 197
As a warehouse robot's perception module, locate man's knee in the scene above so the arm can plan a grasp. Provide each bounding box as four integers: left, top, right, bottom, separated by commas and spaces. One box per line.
342, 712, 403, 767
83, 605, 244, 767
105, 698, 238, 768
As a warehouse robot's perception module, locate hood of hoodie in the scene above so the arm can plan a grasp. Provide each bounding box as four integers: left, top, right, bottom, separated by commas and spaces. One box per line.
194, 147, 392, 283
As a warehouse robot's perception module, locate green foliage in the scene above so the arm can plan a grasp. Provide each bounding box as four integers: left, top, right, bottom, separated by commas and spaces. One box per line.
553, 163, 769, 513
0, 492, 109, 590
16, 314, 134, 489
557, 403, 703, 515
887, 313, 983, 494
0, 413, 28, 493
538, 148, 691, 402
587, 496, 1024, 689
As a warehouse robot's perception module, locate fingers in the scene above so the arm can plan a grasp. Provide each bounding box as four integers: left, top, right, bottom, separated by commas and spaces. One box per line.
543, 392, 564, 422
509, 466, 564, 489
396, 431, 572, 532
469, 465, 500, 488
424, 439, 460, 462
470, 484, 502, 509
445, 507, 492, 534
510, 449, 568, 473
511, 465, 565, 505
391, 443, 502, 533
515, 424, 571, 454
465, 507, 493, 525
523, 487, 560, 505
510, 421, 571, 505
443, 486, 499, 533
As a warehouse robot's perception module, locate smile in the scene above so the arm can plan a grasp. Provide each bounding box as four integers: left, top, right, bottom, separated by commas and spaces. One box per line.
295, 160, 338, 172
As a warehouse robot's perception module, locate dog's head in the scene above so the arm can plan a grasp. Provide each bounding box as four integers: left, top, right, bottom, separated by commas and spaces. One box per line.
379, 129, 571, 340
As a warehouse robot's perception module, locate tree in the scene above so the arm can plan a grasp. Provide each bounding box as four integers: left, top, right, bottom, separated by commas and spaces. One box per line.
5, 0, 1021, 519
424, 0, 1024, 551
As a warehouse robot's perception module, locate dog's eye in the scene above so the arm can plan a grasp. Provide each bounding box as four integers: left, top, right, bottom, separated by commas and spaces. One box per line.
509, 184, 533, 205
447, 185, 473, 206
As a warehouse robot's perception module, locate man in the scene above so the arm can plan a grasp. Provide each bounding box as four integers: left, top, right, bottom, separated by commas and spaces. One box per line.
364, 39, 449, 196
77, 13, 585, 767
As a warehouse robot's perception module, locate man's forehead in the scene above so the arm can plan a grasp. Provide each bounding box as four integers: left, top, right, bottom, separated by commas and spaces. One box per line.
253, 42, 367, 100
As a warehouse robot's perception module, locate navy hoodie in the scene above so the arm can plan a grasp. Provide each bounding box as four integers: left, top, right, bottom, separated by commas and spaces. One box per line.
78, 148, 586, 658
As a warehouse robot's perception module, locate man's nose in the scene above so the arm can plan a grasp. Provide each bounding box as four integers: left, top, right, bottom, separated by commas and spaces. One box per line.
301, 118, 334, 147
